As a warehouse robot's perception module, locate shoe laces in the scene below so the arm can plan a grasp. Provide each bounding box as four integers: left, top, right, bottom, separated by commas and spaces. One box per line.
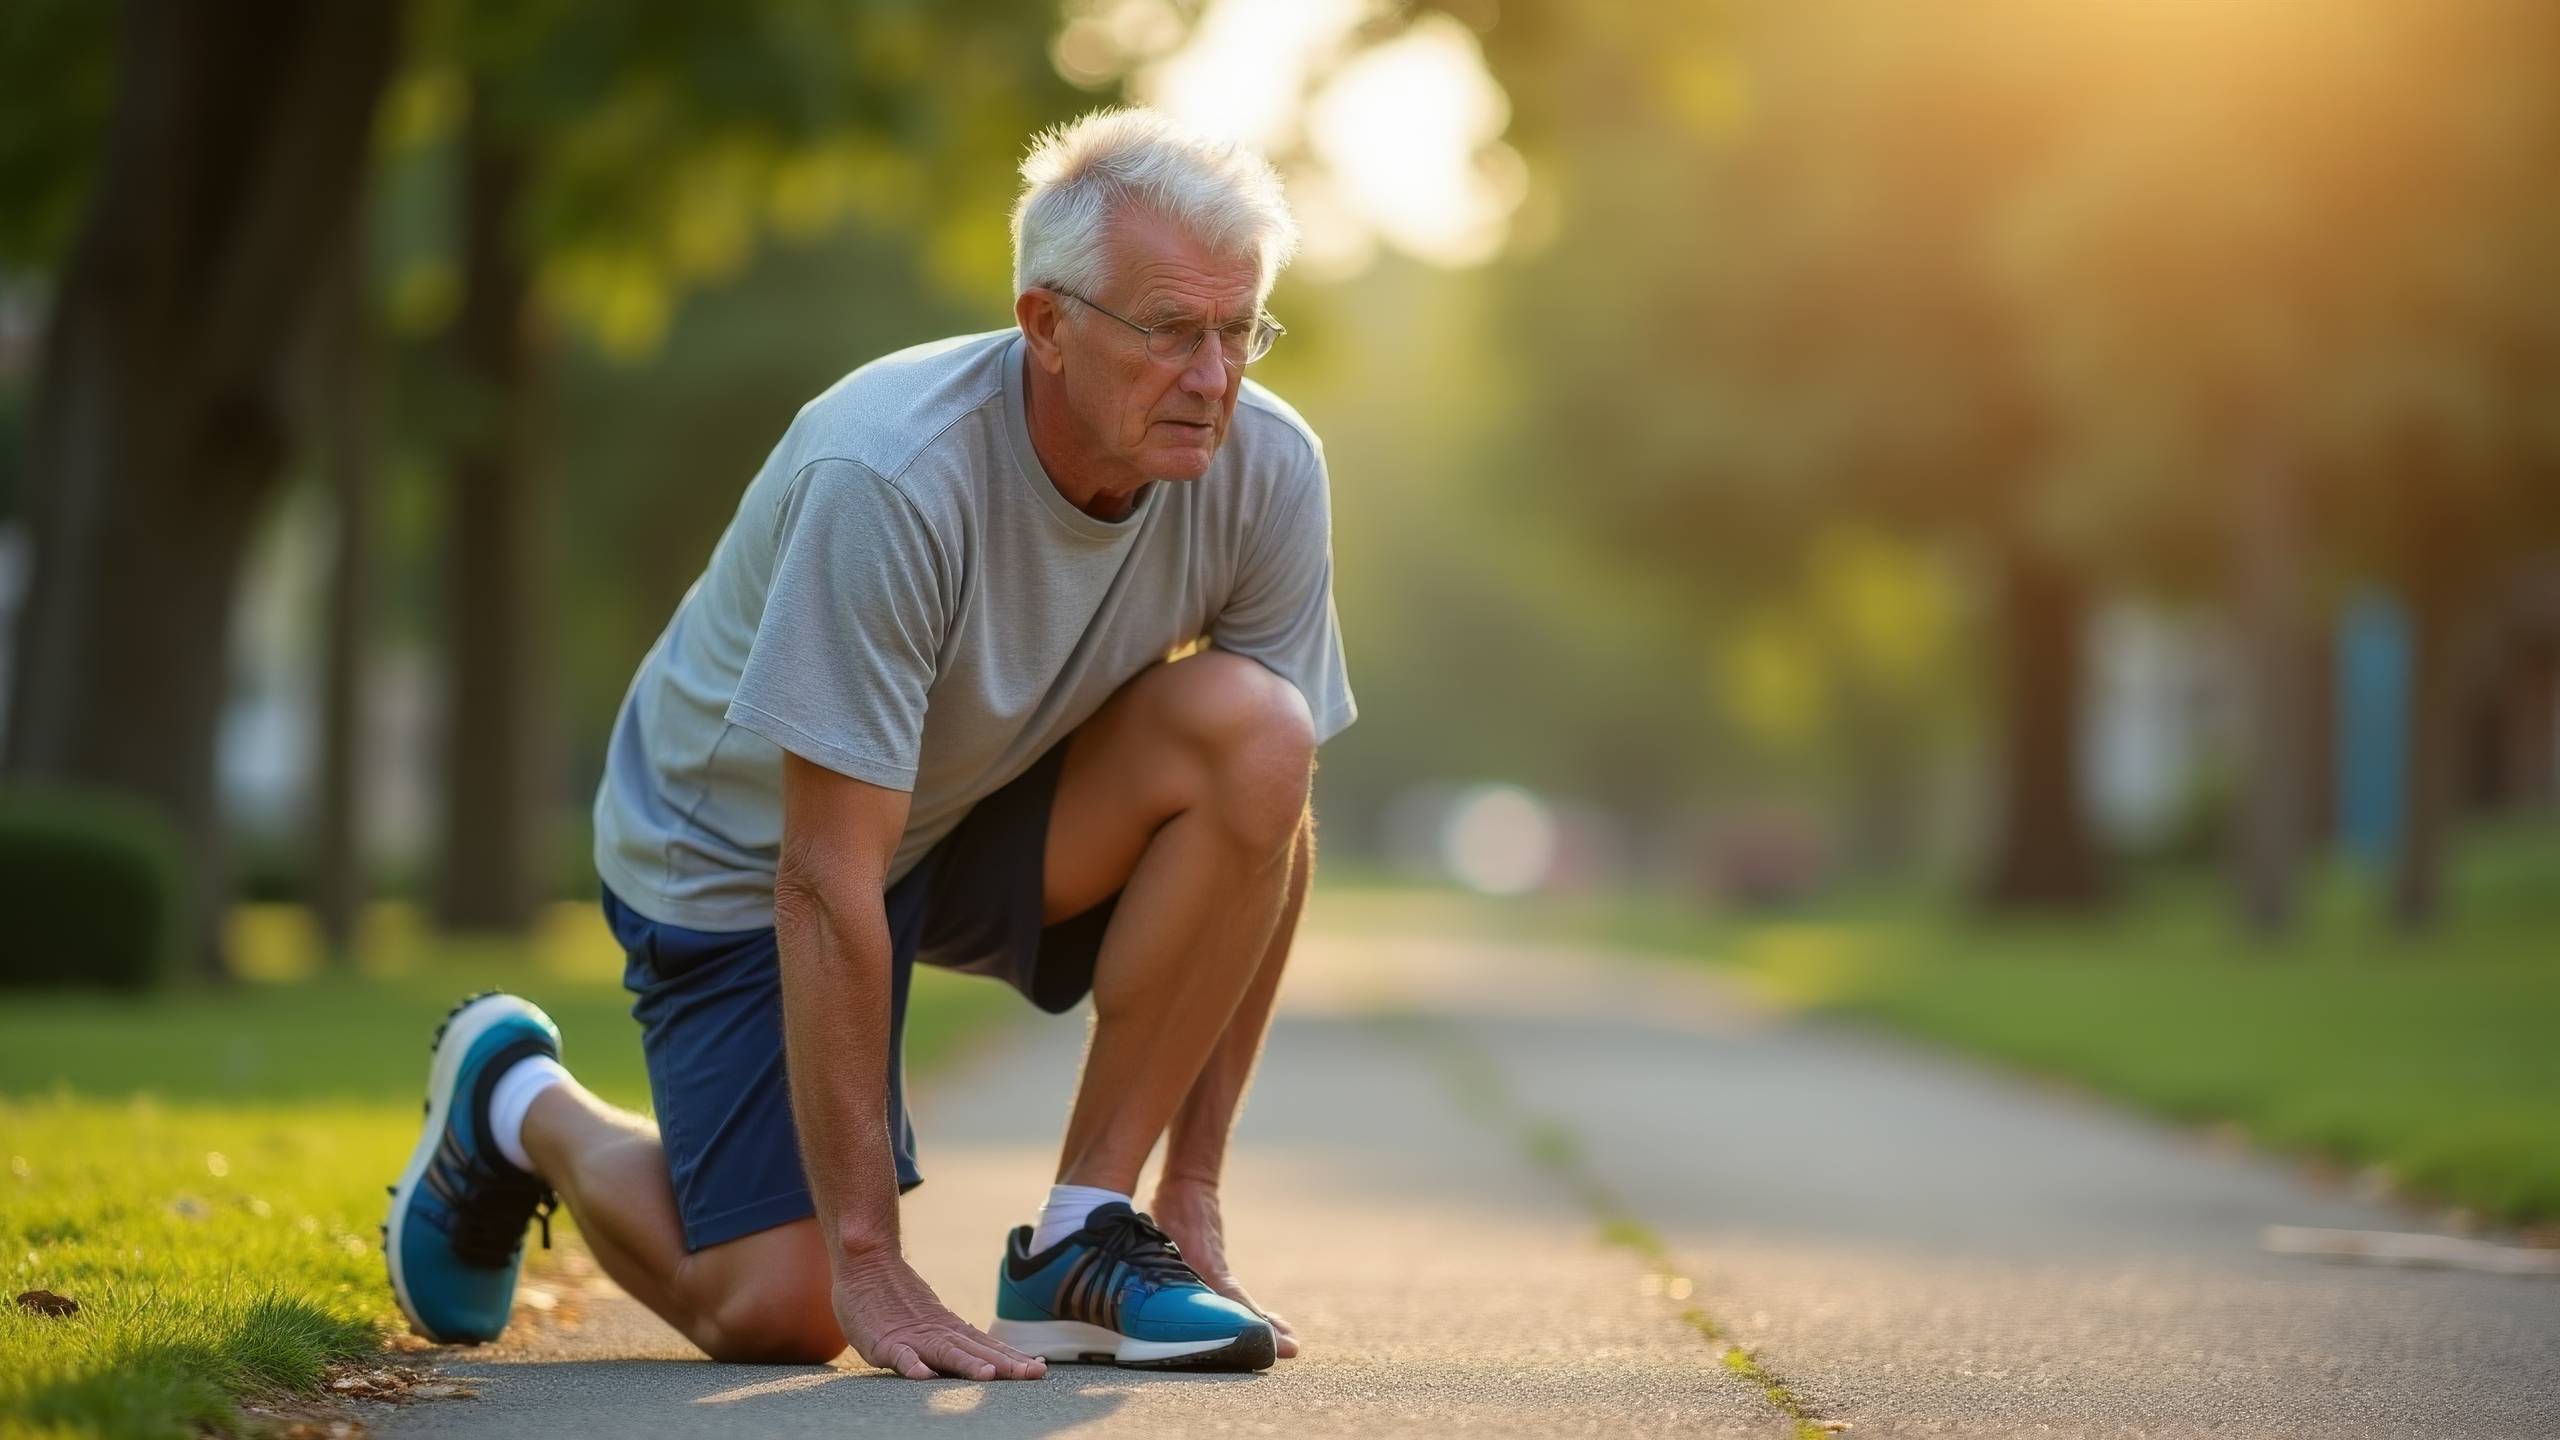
1087, 1208, 1203, 1289
438, 1143, 558, 1268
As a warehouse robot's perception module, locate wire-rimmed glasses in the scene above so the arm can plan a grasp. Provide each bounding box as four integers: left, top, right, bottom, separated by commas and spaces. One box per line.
1047, 287, 1286, 366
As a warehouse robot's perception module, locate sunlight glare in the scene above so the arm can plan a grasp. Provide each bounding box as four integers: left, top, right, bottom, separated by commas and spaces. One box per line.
1122, 0, 1524, 274
1135, 0, 1370, 151
1303, 14, 1524, 268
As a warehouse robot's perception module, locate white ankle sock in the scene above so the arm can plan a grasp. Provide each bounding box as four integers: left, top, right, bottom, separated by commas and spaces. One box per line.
487, 1055, 572, 1175
1029, 1183, 1130, 1255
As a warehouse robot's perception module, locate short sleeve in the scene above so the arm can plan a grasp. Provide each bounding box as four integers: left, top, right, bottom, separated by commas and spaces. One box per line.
1211, 450, 1358, 744
727, 459, 946, 790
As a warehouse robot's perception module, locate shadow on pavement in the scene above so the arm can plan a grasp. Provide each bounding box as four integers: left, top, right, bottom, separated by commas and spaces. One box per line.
433, 1356, 1267, 1437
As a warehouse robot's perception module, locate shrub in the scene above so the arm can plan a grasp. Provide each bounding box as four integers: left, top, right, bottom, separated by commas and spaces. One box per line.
0, 788, 188, 989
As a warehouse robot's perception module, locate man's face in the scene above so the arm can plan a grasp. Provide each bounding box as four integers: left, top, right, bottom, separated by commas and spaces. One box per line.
1061, 210, 1261, 484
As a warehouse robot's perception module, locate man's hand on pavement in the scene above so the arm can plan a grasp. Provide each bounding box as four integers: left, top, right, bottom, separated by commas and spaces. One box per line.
1152, 1177, 1300, 1359
833, 1250, 1047, 1381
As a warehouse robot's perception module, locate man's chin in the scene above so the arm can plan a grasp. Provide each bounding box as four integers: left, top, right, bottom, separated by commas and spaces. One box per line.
1144, 447, 1218, 482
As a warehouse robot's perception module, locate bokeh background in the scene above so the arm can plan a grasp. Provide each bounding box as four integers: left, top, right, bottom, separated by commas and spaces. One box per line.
5, 0, 2559, 1238
5, 2, 2558, 1427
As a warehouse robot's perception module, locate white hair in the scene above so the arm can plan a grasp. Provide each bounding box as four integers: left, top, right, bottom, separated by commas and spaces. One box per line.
1011, 107, 1300, 306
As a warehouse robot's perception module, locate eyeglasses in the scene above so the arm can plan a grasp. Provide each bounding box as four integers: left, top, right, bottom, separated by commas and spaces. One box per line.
1047, 287, 1286, 366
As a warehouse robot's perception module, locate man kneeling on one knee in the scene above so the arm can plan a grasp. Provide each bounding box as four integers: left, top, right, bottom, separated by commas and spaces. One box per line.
380, 106, 1356, 1379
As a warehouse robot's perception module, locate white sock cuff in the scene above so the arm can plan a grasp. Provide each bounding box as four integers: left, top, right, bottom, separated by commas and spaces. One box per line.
487, 1054, 572, 1176
1030, 1183, 1132, 1255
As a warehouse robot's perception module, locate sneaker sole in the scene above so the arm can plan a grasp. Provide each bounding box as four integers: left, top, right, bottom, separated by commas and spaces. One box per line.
988, 1318, 1276, 1371
383, 992, 535, 1343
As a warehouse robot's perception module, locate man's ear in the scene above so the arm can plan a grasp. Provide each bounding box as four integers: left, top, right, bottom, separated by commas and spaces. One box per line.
1016, 289, 1068, 374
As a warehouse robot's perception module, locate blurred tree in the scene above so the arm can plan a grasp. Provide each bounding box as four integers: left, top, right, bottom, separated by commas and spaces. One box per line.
0, 0, 118, 275
375, 0, 1081, 931
1261, 258, 1730, 844
309, 234, 379, 964
2000, 0, 2560, 931
1477, 1, 2112, 908
1713, 527, 1967, 873
3, 0, 400, 976
1474, 0, 2560, 926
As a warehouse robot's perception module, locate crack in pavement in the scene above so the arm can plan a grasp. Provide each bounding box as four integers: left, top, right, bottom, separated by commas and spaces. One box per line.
1369, 1005, 1847, 1439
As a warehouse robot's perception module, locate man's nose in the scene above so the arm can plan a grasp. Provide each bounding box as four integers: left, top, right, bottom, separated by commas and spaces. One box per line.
1177, 337, 1230, 397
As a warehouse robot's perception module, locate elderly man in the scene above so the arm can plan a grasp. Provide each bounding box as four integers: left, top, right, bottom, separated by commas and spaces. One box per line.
380, 107, 1354, 1380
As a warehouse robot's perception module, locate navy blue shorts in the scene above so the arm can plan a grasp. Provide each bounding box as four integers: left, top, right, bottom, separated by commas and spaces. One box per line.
601, 733, 1119, 1252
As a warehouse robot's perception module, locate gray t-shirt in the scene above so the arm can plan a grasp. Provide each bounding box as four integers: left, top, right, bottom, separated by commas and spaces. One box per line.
593, 328, 1357, 931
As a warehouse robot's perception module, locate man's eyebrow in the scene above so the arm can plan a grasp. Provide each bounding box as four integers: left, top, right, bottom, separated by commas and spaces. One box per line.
1137, 298, 1257, 327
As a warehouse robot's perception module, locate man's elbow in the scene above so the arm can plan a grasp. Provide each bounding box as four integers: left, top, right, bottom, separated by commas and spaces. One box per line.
772, 849, 843, 952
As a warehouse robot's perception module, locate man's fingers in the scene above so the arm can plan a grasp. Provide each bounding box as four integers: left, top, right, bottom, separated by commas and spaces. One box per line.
970, 1334, 1048, 1377
880, 1342, 936, 1382
1214, 1276, 1289, 1332
956, 1332, 1047, 1380
1208, 1279, 1299, 1355
938, 1316, 1044, 1378
919, 1333, 999, 1381
943, 1331, 1024, 1375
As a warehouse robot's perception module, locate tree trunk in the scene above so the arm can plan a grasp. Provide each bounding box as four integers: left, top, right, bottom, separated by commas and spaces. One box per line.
2390, 467, 2491, 933
432, 101, 551, 934
1980, 537, 2107, 909
3, 0, 399, 978
314, 236, 376, 963
2229, 459, 2308, 937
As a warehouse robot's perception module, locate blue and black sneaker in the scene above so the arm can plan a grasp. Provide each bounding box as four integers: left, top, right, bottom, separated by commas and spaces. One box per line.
989, 1202, 1276, 1370
382, 992, 562, 1344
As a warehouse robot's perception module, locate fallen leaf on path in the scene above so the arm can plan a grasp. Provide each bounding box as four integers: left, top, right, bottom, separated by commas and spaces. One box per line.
320, 1360, 480, 1405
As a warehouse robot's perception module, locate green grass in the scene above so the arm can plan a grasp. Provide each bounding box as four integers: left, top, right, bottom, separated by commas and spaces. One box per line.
1320, 822, 2560, 1228
2, 903, 1023, 1439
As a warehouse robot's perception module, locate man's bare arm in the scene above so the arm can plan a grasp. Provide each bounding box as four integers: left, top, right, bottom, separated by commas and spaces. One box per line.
773, 752, 1045, 1382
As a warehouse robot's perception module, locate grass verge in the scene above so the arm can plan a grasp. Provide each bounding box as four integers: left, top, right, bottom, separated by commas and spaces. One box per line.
2, 902, 1023, 1440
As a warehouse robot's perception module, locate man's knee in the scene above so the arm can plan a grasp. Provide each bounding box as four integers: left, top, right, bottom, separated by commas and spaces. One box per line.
1152, 651, 1317, 851
673, 1228, 844, 1365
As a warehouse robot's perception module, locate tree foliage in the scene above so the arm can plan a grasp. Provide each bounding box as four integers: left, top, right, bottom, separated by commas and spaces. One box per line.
1468, 0, 2560, 914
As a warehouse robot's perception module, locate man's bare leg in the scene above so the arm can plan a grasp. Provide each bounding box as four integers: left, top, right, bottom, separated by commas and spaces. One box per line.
518, 1089, 843, 1363
1041, 652, 1318, 1198
1151, 812, 1314, 1354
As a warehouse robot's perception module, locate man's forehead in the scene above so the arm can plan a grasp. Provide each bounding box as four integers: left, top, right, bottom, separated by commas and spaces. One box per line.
1108, 214, 1260, 317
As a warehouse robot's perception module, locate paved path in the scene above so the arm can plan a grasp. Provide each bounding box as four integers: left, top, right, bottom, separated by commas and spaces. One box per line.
378, 918, 2560, 1438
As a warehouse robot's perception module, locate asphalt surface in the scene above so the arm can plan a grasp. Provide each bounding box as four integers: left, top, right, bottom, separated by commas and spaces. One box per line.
374, 918, 2560, 1438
